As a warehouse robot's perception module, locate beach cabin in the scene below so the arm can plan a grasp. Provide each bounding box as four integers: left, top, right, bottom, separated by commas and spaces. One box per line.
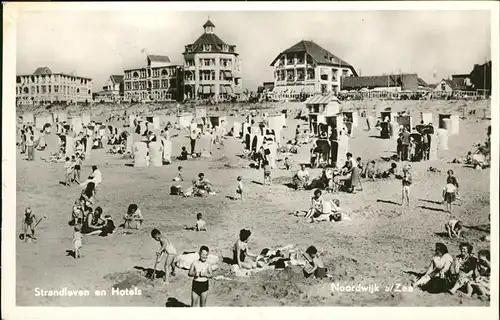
325, 114, 344, 137
195, 106, 207, 118
35, 114, 52, 130
379, 111, 398, 122
396, 116, 413, 132
177, 113, 194, 129
208, 115, 228, 129
145, 115, 160, 130
438, 113, 459, 135
267, 114, 286, 146
52, 112, 68, 123
421, 112, 433, 125
23, 112, 34, 124
81, 113, 91, 125
342, 111, 359, 127
305, 94, 340, 136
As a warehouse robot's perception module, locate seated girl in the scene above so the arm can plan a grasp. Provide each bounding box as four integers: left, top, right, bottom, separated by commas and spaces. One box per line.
449, 242, 477, 295
81, 207, 106, 235
233, 229, 258, 270
302, 246, 329, 279
311, 199, 343, 223
470, 250, 490, 297
123, 204, 143, 229
305, 189, 324, 219
413, 243, 453, 292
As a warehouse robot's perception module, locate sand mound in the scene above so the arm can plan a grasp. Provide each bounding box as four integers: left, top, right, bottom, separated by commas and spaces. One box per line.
104, 271, 154, 290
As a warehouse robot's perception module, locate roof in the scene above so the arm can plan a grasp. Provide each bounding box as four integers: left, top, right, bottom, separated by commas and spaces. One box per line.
203, 19, 215, 28
33, 67, 52, 75
305, 94, 339, 105
417, 78, 428, 87
110, 75, 124, 84
186, 33, 229, 53
270, 40, 357, 74
147, 55, 171, 63
341, 74, 421, 90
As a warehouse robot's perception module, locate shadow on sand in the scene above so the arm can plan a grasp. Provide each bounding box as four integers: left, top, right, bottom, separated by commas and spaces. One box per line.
165, 297, 190, 307
134, 266, 165, 280
419, 205, 446, 213
419, 199, 443, 205
376, 199, 400, 206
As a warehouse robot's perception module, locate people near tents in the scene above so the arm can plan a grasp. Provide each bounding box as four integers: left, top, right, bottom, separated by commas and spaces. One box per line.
292, 164, 310, 190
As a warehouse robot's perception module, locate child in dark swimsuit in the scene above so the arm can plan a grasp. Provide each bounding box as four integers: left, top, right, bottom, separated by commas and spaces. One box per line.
23, 207, 37, 240
188, 245, 213, 307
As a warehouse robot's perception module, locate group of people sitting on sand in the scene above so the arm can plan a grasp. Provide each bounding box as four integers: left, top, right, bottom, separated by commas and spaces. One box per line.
294, 189, 351, 223
412, 242, 490, 298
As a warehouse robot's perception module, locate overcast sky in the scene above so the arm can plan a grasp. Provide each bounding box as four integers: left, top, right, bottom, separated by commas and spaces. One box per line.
16, 10, 491, 91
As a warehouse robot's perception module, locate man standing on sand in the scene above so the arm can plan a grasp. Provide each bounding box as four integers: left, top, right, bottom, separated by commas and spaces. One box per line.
190, 128, 199, 156
401, 127, 410, 161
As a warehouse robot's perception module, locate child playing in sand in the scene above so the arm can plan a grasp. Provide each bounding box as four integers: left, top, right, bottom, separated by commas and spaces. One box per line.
123, 204, 143, 229
445, 218, 463, 239
263, 160, 272, 186
446, 169, 460, 197
73, 225, 83, 259
151, 228, 177, 282
442, 182, 457, 214
284, 157, 291, 171
236, 176, 243, 200
22, 207, 37, 241
401, 165, 412, 206
196, 213, 207, 231
173, 166, 184, 182
179, 147, 189, 160
71, 199, 84, 225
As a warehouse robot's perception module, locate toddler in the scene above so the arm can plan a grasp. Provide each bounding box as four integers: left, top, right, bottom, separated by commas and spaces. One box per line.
401, 165, 412, 206
73, 225, 83, 259
263, 160, 272, 186
236, 176, 243, 200
445, 218, 463, 238
196, 213, 207, 231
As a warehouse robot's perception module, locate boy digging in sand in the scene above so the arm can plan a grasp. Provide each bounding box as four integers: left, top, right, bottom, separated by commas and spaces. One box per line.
22, 207, 37, 241
445, 218, 463, 239
151, 229, 177, 282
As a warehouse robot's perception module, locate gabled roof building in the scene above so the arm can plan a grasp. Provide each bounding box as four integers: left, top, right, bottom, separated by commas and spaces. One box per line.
270, 40, 357, 98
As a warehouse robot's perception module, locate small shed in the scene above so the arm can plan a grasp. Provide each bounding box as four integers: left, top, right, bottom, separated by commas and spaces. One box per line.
195, 106, 207, 118
208, 115, 228, 128
145, 115, 160, 130
23, 112, 34, 124
81, 113, 91, 125
305, 94, 340, 117
177, 113, 194, 129
379, 111, 398, 122
35, 114, 52, 130
438, 113, 459, 135
421, 112, 433, 125
342, 111, 359, 127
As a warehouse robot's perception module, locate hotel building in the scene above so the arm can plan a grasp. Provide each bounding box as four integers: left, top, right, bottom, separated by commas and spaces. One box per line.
270, 40, 357, 98
183, 19, 242, 100
123, 55, 184, 102
16, 67, 92, 105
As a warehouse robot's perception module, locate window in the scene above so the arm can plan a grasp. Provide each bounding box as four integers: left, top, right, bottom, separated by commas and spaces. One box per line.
204, 59, 211, 67
203, 72, 212, 81
161, 80, 169, 88
153, 69, 159, 77
286, 56, 294, 65
307, 70, 315, 80
287, 70, 294, 81
153, 80, 160, 89
441, 83, 446, 91
133, 71, 139, 78
76, 88, 80, 94
297, 70, 305, 81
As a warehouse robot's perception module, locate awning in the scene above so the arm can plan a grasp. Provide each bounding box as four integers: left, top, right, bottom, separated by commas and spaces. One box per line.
203, 86, 211, 94
226, 85, 233, 94
224, 71, 232, 79
197, 85, 203, 93
220, 86, 227, 94
305, 94, 339, 105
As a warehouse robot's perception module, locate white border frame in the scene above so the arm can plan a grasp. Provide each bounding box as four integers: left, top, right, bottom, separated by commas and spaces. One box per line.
2, 2, 499, 320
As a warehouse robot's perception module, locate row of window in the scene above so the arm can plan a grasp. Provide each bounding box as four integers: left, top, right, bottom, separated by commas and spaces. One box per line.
124, 79, 177, 91
16, 85, 91, 95
124, 91, 174, 100
185, 44, 233, 53
277, 54, 314, 66
124, 68, 177, 80
275, 68, 350, 82
184, 71, 233, 81
17, 75, 91, 85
